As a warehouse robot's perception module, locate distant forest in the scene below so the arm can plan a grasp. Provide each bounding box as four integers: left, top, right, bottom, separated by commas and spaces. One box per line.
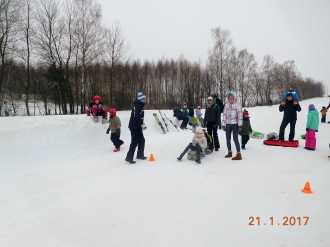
0, 0, 325, 116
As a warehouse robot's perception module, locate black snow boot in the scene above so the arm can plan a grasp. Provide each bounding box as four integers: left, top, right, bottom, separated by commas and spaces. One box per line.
125, 158, 136, 164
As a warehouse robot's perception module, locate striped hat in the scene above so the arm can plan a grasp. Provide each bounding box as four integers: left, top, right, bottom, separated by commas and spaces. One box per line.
138, 92, 146, 101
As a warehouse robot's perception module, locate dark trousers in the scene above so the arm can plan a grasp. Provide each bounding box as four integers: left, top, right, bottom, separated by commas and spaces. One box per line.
126, 128, 145, 160
178, 115, 188, 128
5, 111, 9, 116
279, 118, 296, 141
321, 116, 326, 123
110, 133, 124, 149
207, 121, 220, 149
241, 135, 250, 148
178, 143, 201, 162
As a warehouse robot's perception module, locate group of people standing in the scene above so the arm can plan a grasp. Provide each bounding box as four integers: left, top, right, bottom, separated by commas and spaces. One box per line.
89, 84, 327, 164
175, 92, 251, 162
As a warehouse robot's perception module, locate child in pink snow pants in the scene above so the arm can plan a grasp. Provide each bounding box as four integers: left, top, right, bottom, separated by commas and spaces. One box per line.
305, 104, 319, 151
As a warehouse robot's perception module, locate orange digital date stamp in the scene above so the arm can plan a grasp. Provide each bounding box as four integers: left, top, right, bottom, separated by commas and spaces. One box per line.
248, 216, 309, 226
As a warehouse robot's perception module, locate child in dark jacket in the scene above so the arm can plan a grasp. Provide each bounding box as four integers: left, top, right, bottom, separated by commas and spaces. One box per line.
173, 107, 188, 130
106, 108, 124, 152
320, 106, 327, 123
240, 110, 252, 150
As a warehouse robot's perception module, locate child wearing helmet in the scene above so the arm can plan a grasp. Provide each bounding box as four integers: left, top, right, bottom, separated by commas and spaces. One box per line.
86, 95, 108, 122
106, 108, 124, 152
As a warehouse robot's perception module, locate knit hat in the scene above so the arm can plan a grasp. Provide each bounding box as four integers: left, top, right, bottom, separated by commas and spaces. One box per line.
228, 93, 234, 98
308, 104, 315, 111
207, 96, 213, 101
137, 92, 146, 101
243, 110, 249, 116
195, 127, 203, 134
197, 106, 201, 109
183, 103, 187, 108
213, 95, 218, 99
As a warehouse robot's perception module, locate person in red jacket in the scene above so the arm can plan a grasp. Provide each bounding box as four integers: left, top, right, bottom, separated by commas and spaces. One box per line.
86, 95, 108, 121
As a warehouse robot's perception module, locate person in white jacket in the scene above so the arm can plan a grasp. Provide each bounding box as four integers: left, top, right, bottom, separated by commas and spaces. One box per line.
177, 127, 208, 164
2, 101, 11, 117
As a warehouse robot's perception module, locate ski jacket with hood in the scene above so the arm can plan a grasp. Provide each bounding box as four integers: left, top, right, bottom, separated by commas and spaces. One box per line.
306, 109, 319, 130
128, 100, 145, 130
222, 92, 243, 126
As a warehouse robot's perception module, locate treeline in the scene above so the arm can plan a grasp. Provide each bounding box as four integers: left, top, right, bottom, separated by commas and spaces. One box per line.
0, 0, 324, 116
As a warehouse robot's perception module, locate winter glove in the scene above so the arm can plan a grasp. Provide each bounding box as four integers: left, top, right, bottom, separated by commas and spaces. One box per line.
116, 128, 120, 136
238, 126, 242, 132
306, 128, 309, 132
106, 128, 110, 134
222, 126, 226, 132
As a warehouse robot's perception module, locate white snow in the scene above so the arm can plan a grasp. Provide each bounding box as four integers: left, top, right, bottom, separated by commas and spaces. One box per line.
1, 97, 330, 247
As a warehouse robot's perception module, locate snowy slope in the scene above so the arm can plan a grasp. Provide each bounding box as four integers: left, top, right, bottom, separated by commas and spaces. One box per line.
1, 98, 330, 247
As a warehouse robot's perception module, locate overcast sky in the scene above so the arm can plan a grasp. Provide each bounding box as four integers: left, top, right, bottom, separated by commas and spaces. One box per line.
96, 0, 330, 92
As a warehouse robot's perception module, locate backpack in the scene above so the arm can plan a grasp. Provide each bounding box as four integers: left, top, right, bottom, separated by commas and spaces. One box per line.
204, 130, 214, 152
266, 132, 279, 140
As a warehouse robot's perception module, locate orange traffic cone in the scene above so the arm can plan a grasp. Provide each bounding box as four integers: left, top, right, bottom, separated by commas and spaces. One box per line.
149, 153, 155, 161
301, 182, 313, 194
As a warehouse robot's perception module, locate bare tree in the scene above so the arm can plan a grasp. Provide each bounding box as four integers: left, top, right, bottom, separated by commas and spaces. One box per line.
208, 26, 233, 100
0, 0, 19, 115
73, 0, 104, 113
102, 21, 130, 106
17, 0, 36, 116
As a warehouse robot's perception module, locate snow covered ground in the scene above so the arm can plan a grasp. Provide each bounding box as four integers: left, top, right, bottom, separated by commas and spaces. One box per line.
1, 97, 330, 247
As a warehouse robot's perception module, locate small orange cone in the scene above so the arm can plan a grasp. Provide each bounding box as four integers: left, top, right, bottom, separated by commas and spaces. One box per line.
301, 182, 313, 194
149, 153, 155, 161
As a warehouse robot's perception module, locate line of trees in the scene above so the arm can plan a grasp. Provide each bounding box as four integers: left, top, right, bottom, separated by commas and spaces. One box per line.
0, 0, 325, 116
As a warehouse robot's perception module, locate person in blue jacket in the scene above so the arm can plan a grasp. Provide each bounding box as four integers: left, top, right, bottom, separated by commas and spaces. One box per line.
283, 85, 299, 101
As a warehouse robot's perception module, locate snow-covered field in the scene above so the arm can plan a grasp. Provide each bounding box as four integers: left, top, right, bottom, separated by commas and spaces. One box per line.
1, 97, 330, 247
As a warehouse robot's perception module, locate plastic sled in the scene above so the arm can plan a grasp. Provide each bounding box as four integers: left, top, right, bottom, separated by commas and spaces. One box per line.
263, 139, 299, 147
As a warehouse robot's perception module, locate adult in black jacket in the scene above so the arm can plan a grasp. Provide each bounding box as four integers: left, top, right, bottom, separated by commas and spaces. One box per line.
279, 93, 301, 141
173, 107, 188, 129
213, 95, 224, 128
125, 93, 147, 164
204, 96, 221, 151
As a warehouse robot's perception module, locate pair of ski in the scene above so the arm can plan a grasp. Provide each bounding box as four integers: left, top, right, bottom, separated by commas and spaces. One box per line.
153, 110, 180, 134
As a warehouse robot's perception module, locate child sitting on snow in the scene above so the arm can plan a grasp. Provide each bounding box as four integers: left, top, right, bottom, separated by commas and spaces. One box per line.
87, 95, 108, 123
240, 110, 253, 150
106, 108, 124, 152
177, 127, 207, 164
